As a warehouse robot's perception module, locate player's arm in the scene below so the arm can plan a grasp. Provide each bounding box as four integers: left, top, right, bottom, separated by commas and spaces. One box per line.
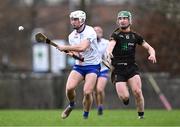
57, 39, 90, 52
142, 41, 157, 63
106, 39, 116, 57
103, 39, 116, 66
66, 51, 78, 56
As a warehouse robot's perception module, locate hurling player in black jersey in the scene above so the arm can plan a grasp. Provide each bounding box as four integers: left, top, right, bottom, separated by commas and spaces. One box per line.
106, 11, 157, 119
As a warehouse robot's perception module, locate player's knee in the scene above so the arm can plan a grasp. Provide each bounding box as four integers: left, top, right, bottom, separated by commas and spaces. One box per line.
84, 87, 94, 95
118, 93, 129, 101
83, 89, 93, 96
133, 89, 142, 98
96, 87, 104, 94
83, 92, 92, 100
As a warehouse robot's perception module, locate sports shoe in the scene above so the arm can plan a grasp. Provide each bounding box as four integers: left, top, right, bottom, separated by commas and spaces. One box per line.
138, 115, 144, 119
61, 105, 73, 119
97, 108, 103, 115
83, 115, 88, 119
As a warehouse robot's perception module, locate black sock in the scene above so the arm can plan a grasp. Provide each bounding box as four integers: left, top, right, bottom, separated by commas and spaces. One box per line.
123, 99, 129, 105
138, 112, 144, 116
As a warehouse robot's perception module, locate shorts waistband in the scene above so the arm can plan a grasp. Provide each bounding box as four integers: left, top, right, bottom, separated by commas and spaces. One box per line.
116, 62, 128, 66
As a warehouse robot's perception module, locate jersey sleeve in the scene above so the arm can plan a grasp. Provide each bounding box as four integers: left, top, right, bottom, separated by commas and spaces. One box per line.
110, 28, 119, 41
68, 32, 74, 45
83, 27, 97, 43
68, 35, 71, 45
135, 33, 144, 45
110, 32, 117, 41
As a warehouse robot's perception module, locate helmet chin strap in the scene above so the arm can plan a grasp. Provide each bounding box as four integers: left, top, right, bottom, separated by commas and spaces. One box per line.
74, 22, 85, 31
97, 37, 100, 42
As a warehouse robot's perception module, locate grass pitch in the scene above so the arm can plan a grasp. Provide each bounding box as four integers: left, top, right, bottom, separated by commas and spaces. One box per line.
0, 109, 180, 126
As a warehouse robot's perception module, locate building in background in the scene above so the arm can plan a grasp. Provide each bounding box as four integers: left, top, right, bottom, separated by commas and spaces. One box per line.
50, 40, 66, 74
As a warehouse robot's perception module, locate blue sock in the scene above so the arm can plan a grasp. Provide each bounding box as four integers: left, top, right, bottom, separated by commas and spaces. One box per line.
97, 106, 103, 115
83, 111, 89, 118
98, 106, 103, 111
69, 101, 75, 107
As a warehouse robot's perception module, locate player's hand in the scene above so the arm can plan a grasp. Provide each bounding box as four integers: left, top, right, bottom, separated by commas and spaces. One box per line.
104, 51, 113, 63
57, 45, 66, 51
148, 55, 157, 63
66, 52, 73, 56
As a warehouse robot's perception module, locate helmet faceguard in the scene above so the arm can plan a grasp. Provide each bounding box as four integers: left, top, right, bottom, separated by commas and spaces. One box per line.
69, 10, 86, 25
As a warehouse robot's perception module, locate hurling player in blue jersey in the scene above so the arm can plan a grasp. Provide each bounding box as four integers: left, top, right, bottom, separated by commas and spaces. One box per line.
94, 26, 109, 115
57, 10, 101, 119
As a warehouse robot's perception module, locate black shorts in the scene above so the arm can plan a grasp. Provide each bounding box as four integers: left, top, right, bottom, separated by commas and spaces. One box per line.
113, 63, 140, 82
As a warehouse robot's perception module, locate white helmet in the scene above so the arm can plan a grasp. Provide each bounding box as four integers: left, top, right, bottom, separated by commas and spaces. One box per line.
69, 10, 86, 24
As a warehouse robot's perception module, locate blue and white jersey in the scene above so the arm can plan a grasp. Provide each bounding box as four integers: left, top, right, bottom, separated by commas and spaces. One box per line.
97, 38, 109, 71
68, 25, 101, 65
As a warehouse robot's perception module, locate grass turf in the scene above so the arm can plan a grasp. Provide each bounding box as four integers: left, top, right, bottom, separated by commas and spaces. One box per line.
0, 109, 180, 126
